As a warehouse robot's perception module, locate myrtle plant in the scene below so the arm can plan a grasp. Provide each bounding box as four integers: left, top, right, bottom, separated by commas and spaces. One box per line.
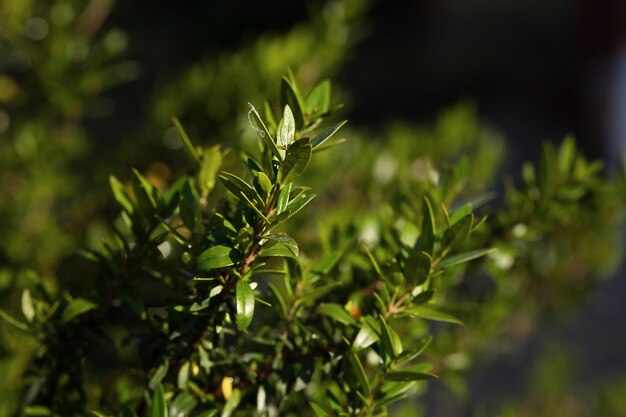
3, 75, 499, 417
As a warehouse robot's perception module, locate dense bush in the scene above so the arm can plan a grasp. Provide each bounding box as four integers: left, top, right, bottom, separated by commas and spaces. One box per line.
2, 1, 626, 416
2, 74, 625, 416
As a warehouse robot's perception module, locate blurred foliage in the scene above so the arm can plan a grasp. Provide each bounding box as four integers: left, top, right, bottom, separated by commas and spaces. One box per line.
1, 1, 626, 416
497, 345, 626, 417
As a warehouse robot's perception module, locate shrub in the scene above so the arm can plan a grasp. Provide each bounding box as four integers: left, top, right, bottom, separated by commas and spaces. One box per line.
4, 74, 624, 417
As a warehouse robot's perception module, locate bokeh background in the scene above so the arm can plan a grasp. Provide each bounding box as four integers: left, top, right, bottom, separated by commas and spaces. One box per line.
2, 0, 626, 415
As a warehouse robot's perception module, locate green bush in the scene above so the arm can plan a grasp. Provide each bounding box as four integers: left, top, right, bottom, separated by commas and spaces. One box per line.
2, 2, 626, 416
3, 74, 624, 416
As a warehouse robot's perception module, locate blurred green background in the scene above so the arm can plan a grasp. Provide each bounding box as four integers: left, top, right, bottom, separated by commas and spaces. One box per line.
2, 0, 626, 415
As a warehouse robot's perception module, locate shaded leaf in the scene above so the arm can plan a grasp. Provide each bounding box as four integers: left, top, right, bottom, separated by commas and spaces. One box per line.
172, 116, 200, 167
262, 234, 298, 257
236, 280, 255, 331
109, 176, 134, 214
278, 138, 312, 185
61, 298, 97, 323
404, 250, 431, 287
317, 303, 356, 326
311, 120, 347, 149
438, 248, 494, 268
152, 383, 167, 417
443, 213, 474, 250
197, 245, 241, 271
385, 371, 437, 382
221, 388, 241, 417
403, 306, 462, 325
305, 80, 331, 115
281, 77, 305, 129
416, 196, 435, 255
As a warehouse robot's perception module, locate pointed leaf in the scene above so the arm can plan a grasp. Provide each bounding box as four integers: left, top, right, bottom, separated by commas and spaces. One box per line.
353, 319, 380, 350
404, 250, 431, 287
404, 306, 462, 325
347, 350, 371, 396
62, 298, 97, 323
277, 105, 296, 149
443, 213, 474, 250
152, 383, 167, 417
172, 117, 200, 167
221, 388, 240, 417
109, 176, 134, 214
278, 138, 312, 185
280, 77, 305, 129
305, 80, 331, 115
311, 120, 347, 148
317, 303, 356, 326
236, 280, 255, 331
21, 290, 35, 323
197, 245, 241, 271
262, 234, 298, 257
437, 248, 494, 268
219, 172, 264, 208
385, 371, 437, 382
199, 146, 222, 196
416, 196, 435, 255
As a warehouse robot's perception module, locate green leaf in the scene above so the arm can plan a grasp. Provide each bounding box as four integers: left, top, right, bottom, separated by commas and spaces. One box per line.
278, 138, 312, 185
416, 196, 435, 255
24, 407, 52, 416
152, 383, 168, 417
258, 240, 298, 259
149, 361, 170, 390
311, 252, 343, 275
219, 172, 264, 208
132, 168, 160, 214
281, 77, 305, 129
442, 213, 473, 250
311, 120, 347, 149
21, 289, 35, 323
317, 303, 356, 326
404, 250, 431, 287
256, 171, 272, 197
61, 298, 97, 323
397, 336, 433, 363
437, 248, 494, 268
194, 410, 217, 417
403, 306, 462, 325
109, 176, 134, 214
221, 388, 241, 417
197, 245, 241, 271
379, 315, 403, 358
199, 146, 222, 196
277, 105, 296, 149
305, 80, 331, 115
0, 309, 29, 331
347, 350, 371, 396
236, 280, 255, 331
385, 371, 437, 382
248, 103, 281, 160
169, 392, 197, 417
276, 182, 292, 215
268, 283, 288, 318
283, 192, 316, 219
310, 402, 332, 417
180, 180, 201, 230
262, 234, 298, 257
558, 135, 577, 176
92, 411, 108, 417
177, 362, 190, 388
353, 319, 380, 350
172, 116, 200, 167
